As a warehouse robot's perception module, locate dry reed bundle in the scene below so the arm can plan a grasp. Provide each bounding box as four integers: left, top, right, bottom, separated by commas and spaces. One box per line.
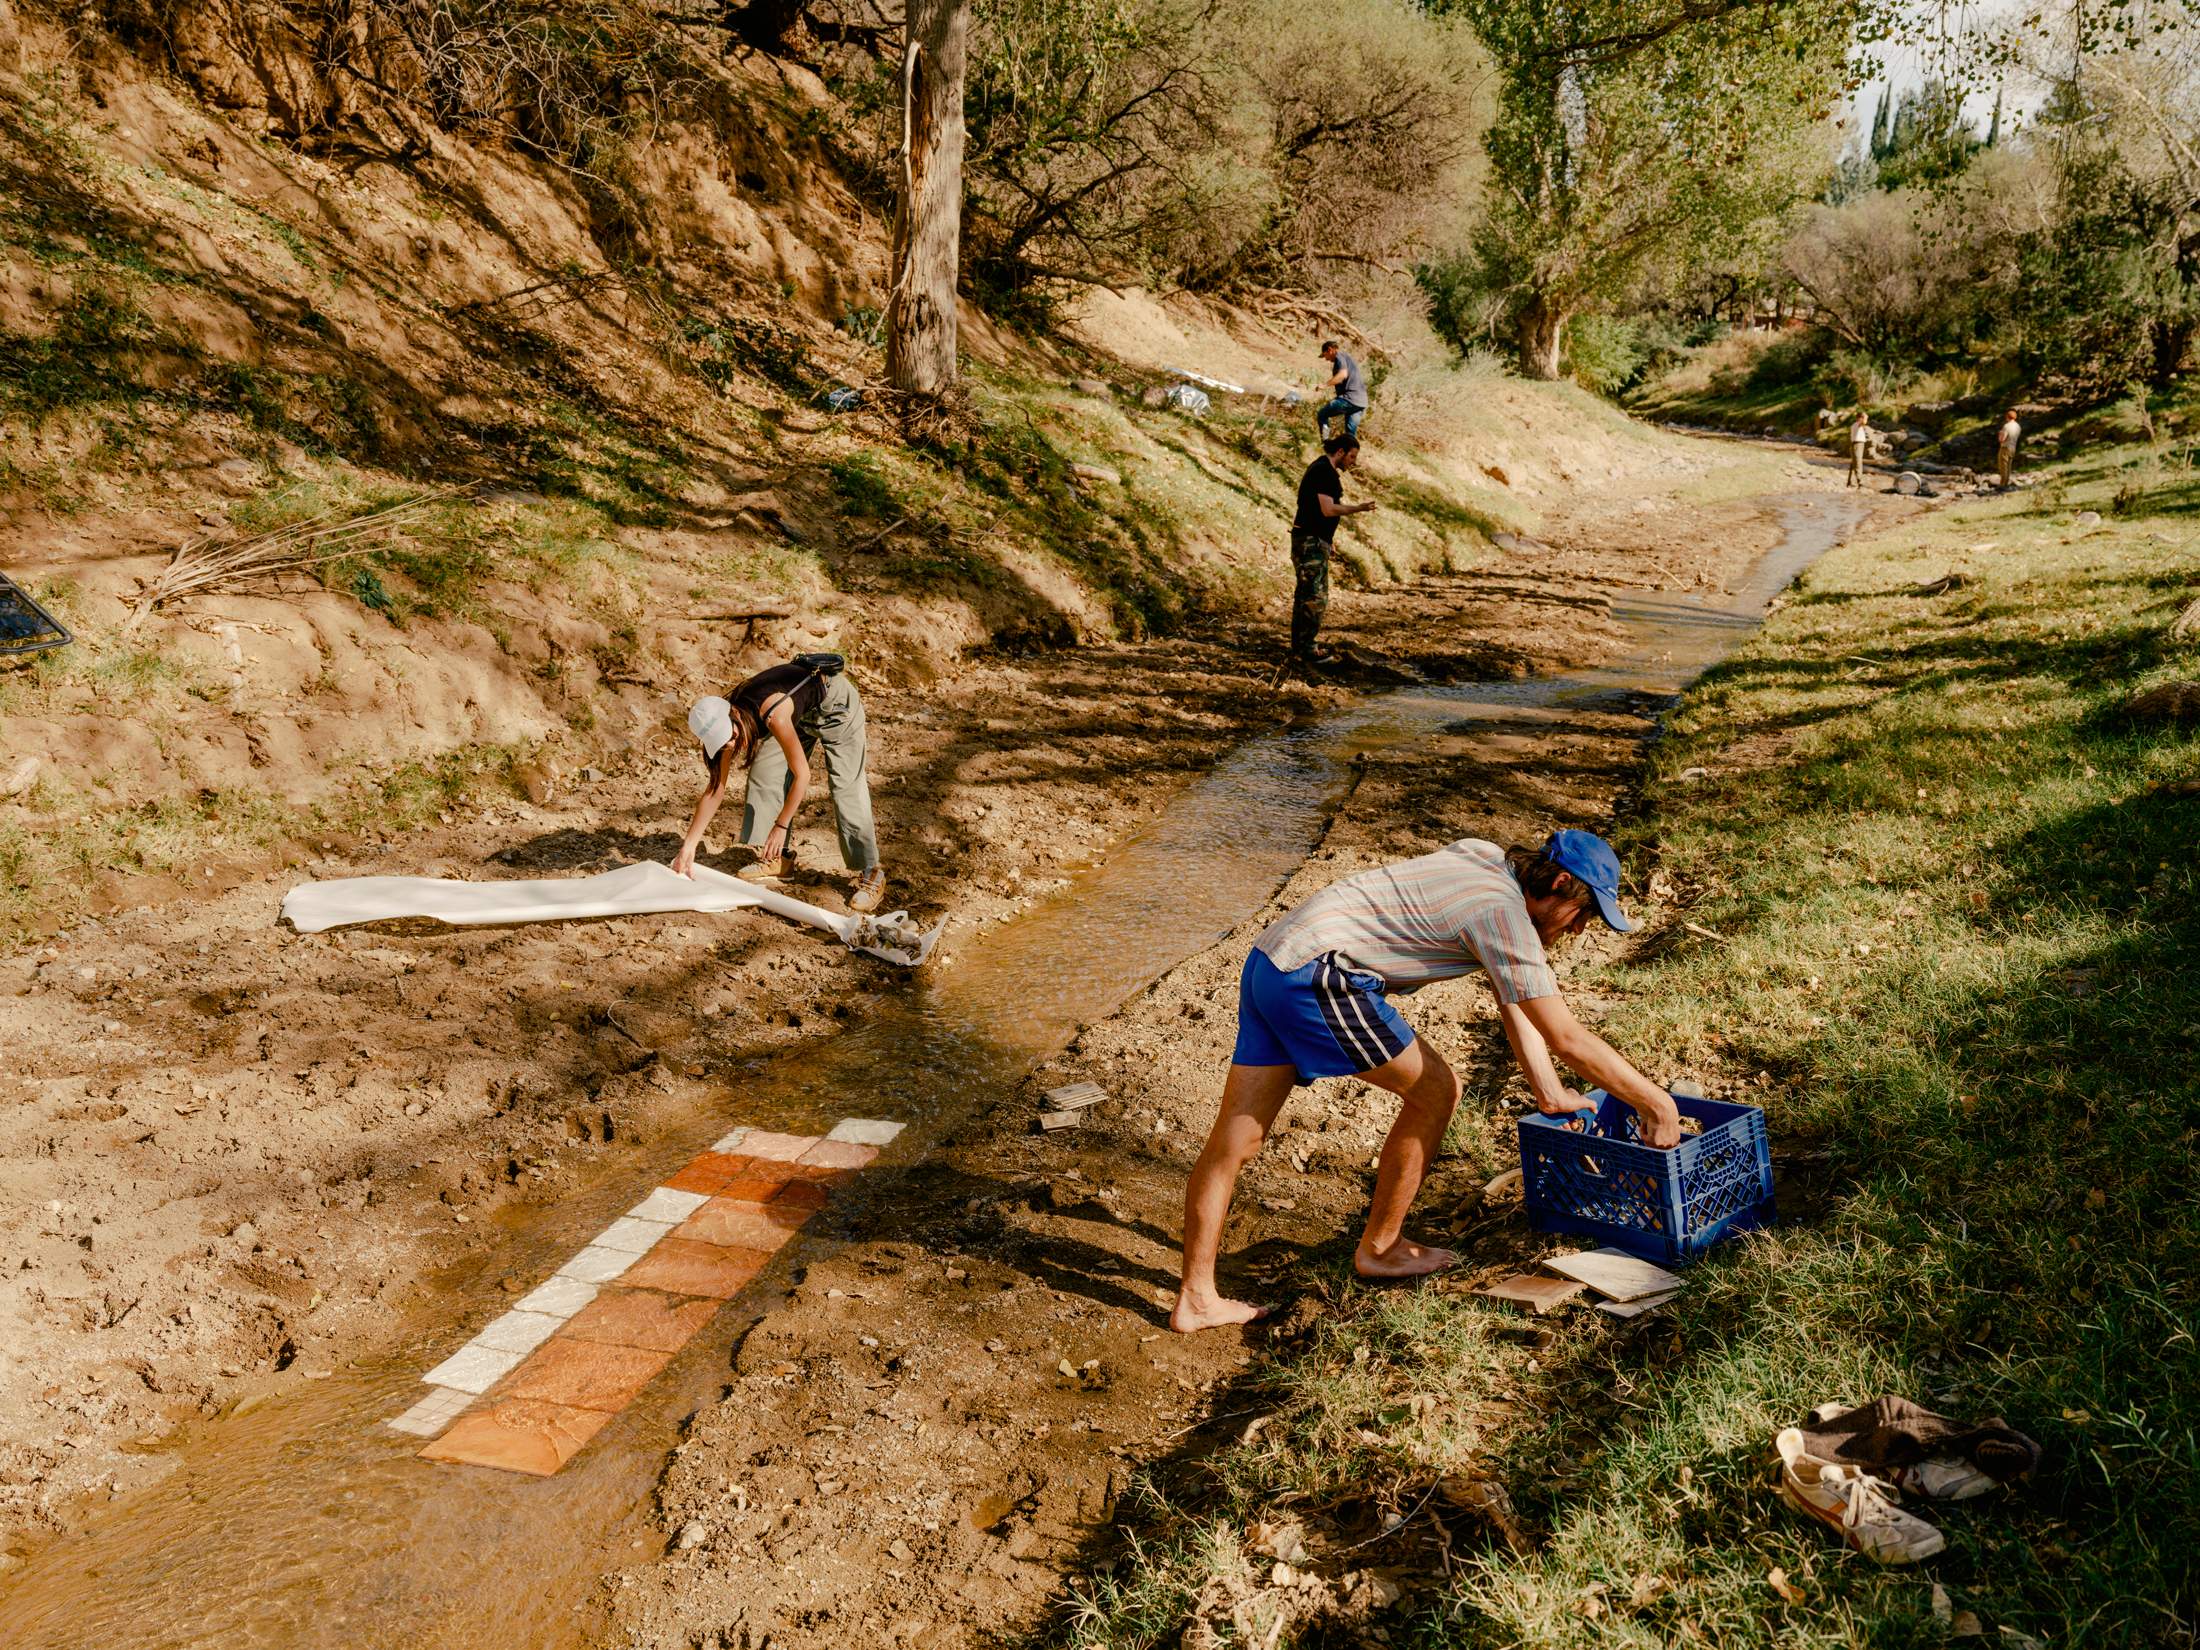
127, 485, 476, 627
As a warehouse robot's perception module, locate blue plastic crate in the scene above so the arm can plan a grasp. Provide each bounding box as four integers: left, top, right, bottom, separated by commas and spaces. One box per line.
1517, 1089, 1774, 1265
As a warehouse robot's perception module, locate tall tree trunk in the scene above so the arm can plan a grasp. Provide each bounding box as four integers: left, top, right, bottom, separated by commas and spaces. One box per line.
1517, 296, 1566, 381
887, 0, 968, 397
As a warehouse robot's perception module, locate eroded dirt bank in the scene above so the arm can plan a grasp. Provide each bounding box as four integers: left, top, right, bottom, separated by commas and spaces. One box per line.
0, 447, 1894, 1584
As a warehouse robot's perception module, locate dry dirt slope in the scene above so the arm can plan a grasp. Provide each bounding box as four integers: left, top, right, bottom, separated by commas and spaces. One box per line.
0, 0, 1710, 942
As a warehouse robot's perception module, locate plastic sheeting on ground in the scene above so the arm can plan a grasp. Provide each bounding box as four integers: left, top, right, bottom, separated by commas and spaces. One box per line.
279, 860, 944, 966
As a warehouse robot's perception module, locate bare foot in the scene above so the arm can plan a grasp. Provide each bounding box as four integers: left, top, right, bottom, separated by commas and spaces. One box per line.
1169, 1291, 1271, 1334
1353, 1238, 1457, 1281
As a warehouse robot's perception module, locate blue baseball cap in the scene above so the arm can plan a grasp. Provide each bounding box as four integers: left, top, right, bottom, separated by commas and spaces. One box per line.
1544, 829, 1636, 932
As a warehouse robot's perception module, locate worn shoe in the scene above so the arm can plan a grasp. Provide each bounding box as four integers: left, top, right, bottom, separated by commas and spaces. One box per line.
849, 868, 887, 913
737, 855, 785, 884
1805, 1402, 2000, 1501
1776, 1427, 1945, 1564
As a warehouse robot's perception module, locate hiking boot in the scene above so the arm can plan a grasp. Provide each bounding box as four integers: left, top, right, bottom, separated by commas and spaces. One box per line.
849, 867, 887, 913
1776, 1428, 1945, 1564
737, 854, 785, 884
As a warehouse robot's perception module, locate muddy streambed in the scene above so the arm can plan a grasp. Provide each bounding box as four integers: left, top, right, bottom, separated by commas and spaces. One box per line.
0, 495, 1864, 1649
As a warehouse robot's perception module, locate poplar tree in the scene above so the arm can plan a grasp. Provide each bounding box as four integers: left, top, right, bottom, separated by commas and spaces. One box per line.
1434, 0, 1851, 378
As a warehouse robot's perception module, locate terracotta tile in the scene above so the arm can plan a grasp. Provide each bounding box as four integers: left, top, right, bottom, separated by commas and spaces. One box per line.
736, 1130, 820, 1162
675, 1196, 807, 1250
770, 1178, 832, 1212
780, 1159, 855, 1184
419, 1397, 612, 1476
722, 1170, 795, 1201
663, 1152, 753, 1195
798, 1137, 878, 1171
620, 1236, 771, 1299
563, 1286, 722, 1353
495, 1335, 674, 1411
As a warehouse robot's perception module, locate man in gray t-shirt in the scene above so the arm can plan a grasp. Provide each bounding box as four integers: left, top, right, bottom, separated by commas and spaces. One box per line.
1317, 339, 1368, 440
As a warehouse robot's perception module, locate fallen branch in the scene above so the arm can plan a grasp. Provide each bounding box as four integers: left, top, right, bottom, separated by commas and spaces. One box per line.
127, 486, 477, 627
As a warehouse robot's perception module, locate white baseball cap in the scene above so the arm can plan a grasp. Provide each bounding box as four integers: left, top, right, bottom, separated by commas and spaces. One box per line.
687, 695, 736, 759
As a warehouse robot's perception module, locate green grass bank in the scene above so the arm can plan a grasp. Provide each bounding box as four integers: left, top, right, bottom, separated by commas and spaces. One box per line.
1063, 459, 2200, 1646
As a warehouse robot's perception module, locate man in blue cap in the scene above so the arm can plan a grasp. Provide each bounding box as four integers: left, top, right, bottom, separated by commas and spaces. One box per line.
1173, 830, 1683, 1333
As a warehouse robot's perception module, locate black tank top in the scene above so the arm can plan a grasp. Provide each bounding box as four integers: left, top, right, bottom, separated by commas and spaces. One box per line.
729, 662, 826, 730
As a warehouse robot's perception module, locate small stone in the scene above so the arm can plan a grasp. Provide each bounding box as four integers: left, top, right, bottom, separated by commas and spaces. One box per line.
676, 1519, 707, 1550
2074, 510, 2102, 527
1070, 378, 1110, 396
230, 1221, 258, 1245
888, 1537, 913, 1563
404, 1100, 428, 1118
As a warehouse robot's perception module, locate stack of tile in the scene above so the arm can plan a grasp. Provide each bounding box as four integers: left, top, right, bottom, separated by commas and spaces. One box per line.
1472, 1247, 1683, 1318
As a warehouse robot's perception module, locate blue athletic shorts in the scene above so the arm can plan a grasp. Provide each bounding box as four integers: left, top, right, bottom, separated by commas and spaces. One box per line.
1231, 947, 1414, 1082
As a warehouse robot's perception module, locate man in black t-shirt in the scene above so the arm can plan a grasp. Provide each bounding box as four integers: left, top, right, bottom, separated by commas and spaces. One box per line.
1285, 433, 1376, 676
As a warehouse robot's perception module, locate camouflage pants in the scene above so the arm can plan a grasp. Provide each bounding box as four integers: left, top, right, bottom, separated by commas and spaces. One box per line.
1289, 531, 1331, 661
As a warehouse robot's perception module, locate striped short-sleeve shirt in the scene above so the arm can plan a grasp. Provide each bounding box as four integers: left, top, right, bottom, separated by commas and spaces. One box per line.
1254, 838, 1558, 1003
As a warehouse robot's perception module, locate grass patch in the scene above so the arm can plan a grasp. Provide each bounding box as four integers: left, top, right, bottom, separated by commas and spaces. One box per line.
1069, 456, 2200, 1645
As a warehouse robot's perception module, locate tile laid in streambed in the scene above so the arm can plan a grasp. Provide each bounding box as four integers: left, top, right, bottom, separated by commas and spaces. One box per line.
769, 1178, 832, 1212
628, 1186, 712, 1224
421, 1340, 529, 1396
592, 1215, 677, 1255
387, 1385, 474, 1438
675, 1196, 807, 1250
557, 1244, 641, 1285
514, 1275, 600, 1319
419, 1397, 614, 1476
825, 1117, 904, 1146
473, 1309, 567, 1357
724, 1169, 798, 1201
733, 1130, 820, 1162
663, 1152, 756, 1195
619, 1236, 772, 1299
798, 1137, 879, 1171
495, 1336, 675, 1412
561, 1286, 722, 1354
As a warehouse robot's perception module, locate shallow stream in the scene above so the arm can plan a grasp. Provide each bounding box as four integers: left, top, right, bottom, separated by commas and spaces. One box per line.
0, 493, 1863, 1648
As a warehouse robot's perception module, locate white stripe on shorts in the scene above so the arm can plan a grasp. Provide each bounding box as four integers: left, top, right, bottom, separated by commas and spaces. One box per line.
1317, 957, 1388, 1070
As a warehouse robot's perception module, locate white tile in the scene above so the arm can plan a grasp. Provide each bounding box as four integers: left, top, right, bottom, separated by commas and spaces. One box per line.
514, 1276, 599, 1319
387, 1387, 473, 1437
556, 1244, 638, 1285
628, 1187, 710, 1223
709, 1127, 751, 1153
594, 1215, 675, 1255
421, 1341, 527, 1395
473, 1309, 567, 1356
1541, 1248, 1684, 1303
826, 1118, 904, 1146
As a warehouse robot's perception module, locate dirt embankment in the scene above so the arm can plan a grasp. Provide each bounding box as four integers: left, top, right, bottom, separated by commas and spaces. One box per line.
0, 449, 1875, 1559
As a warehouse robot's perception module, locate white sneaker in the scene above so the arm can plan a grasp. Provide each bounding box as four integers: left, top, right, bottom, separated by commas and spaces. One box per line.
1776, 1428, 1945, 1564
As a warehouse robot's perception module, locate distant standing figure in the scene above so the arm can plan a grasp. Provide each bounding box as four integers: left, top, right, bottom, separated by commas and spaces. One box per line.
676, 655, 889, 913
1316, 339, 1369, 441
1848, 411, 1871, 489
1287, 434, 1375, 676
1997, 410, 2022, 489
